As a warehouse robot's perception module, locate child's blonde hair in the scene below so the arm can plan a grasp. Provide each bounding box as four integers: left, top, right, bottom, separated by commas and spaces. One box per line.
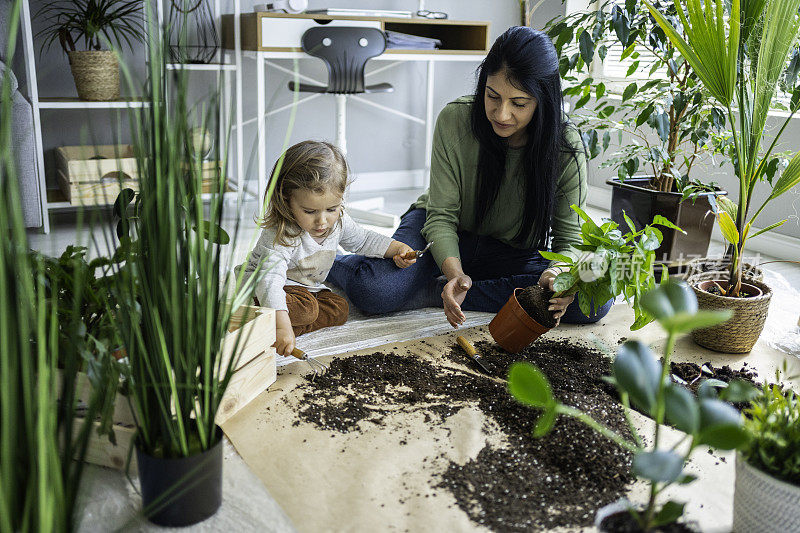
262, 140, 349, 246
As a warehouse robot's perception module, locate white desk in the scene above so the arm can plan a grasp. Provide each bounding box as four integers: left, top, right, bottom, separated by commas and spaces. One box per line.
222, 12, 489, 217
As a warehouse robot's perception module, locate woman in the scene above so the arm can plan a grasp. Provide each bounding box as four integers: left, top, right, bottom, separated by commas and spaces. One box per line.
328, 26, 612, 327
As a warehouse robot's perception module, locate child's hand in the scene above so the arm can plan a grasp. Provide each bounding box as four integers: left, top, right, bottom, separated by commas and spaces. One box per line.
273, 325, 296, 357
392, 242, 417, 269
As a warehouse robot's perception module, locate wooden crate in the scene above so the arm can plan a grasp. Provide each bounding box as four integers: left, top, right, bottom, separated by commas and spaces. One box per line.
61, 305, 276, 470
55, 144, 139, 206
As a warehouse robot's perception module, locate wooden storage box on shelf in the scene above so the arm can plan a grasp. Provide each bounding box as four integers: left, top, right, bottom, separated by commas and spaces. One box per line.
54, 145, 139, 206
59, 305, 276, 471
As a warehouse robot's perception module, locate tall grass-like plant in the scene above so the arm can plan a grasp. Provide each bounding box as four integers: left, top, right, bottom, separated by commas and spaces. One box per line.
644, 0, 800, 296
106, 2, 266, 460
1, 1, 103, 530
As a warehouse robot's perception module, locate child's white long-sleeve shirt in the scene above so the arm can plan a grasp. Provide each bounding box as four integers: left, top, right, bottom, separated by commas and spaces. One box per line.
241, 212, 393, 311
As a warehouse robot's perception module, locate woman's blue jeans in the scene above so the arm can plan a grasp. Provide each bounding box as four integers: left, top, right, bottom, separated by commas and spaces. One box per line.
327, 208, 612, 323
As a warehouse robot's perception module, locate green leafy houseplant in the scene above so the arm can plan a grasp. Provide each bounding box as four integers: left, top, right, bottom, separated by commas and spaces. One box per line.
645, 0, 800, 296
1, 1, 106, 529
36, 0, 145, 53
539, 204, 684, 329
740, 376, 800, 487
508, 281, 751, 530
548, 0, 735, 195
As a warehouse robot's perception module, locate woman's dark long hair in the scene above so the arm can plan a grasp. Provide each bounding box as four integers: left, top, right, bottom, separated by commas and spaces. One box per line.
471, 26, 581, 248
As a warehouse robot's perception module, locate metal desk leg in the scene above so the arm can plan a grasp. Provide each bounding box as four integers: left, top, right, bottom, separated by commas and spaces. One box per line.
257, 51, 266, 217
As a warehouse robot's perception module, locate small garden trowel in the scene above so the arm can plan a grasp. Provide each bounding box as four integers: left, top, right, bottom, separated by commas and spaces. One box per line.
456, 336, 493, 374
401, 241, 434, 260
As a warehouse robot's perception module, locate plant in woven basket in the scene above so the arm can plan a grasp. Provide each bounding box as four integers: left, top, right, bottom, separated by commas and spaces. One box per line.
645, 0, 800, 297
508, 281, 753, 531
35, 0, 145, 101
547, 0, 736, 195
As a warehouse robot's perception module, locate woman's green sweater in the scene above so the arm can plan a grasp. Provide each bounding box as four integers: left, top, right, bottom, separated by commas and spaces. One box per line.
411, 96, 588, 269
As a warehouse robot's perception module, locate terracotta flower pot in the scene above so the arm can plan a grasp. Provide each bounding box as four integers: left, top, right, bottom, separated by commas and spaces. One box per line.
488, 288, 550, 353
690, 278, 772, 354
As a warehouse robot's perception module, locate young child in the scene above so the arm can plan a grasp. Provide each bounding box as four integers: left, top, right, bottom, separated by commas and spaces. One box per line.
242, 141, 417, 356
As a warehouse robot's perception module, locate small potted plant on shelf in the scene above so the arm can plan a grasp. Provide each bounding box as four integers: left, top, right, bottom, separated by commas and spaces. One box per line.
547, 0, 734, 262
734, 367, 800, 532
488, 204, 682, 352
102, 13, 268, 526
645, 0, 800, 353
508, 281, 751, 531
36, 0, 145, 101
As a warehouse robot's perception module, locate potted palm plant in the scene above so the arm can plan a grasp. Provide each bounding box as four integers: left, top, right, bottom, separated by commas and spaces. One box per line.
734, 371, 800, 532
104, 8, 268, 526
645, 0, 800, 353
36, 0, 145, 101
547, 0, 733, 262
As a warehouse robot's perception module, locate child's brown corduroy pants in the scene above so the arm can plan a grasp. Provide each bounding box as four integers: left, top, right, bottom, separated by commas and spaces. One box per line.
282, 285, 349, 336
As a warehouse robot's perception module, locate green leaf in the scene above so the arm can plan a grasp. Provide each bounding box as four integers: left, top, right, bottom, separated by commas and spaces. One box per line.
533, 406, 558, 437
579, 30, 595, 65
717, 211, 740, 245
697, 398, 748, 450
749, 220, 786, 239
113, 188, 136, 219
612, 5, 631, 47
539, 250, 574, 264
676, 473, 698, 485
719, 380, 759, 403
622, 211, 637, 233
614, 340, 661, 414
553, 271, 578, 293
632, 450, 684, 483
651, 215, 685, 233
659, 310, 733, 334
641, 281, 698, 321
508, 363, 553, 408
636, 103, 655, 127
770, 151, 800, 199
596, 82, 606, 99
653, 111, 669, 142
194, 221, 231, 245
698, 379, 728, 399
665, 384, 700, 434
622, 82, 638, 102
653, 501, 687, 527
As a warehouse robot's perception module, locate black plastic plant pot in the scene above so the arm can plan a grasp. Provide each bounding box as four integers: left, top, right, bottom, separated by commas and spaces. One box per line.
607, 177, 726, 263
136, 428, 223, 527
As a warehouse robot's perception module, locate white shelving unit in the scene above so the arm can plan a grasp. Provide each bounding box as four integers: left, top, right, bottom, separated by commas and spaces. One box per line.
19, 0, 245, 233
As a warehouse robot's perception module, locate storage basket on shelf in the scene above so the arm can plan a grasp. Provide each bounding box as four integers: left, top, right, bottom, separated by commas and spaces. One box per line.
55, 145, 139, 206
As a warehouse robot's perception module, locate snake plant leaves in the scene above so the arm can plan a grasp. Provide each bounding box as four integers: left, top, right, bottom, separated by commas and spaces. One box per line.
614, 340, 661, 414
633, 449, 685, 483
697, 398, 748, 449
665, 383, 700, 434
508, 362, 554, 409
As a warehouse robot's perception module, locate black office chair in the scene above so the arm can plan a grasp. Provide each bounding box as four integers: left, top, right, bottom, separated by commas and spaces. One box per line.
289, 26, 396, 226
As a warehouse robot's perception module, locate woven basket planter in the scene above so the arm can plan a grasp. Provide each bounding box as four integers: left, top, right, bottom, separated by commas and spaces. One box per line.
68, 51, 120, 101
734, 453, 800, 532
689, 273, 772, 353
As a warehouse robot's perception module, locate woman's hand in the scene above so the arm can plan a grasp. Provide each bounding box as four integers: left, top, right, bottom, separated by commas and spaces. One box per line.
538, 267, 574, 327
441, 274, 472, 328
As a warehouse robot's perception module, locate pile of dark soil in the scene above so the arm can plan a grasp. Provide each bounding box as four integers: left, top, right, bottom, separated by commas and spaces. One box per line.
668, 359, 758, 410
292, 338, 634, 531
516, 285, 557, 328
